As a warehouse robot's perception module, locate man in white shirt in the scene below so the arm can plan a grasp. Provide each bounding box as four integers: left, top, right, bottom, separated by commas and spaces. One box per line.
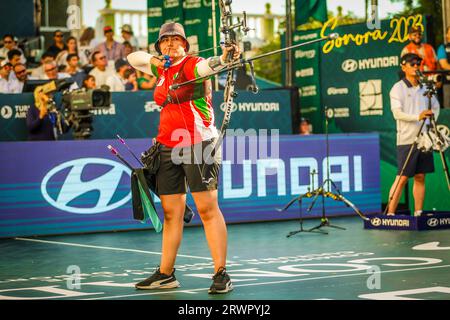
0, 34, 26, 65
387, 53, 440, 216
9, 62, 29, 93
43, 61, 78, 91
106, 58, 128, 91
0, 59, 12, 93
89, 51, 114, 88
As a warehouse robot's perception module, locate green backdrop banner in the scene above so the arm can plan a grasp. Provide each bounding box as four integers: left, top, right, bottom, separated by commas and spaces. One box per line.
147, 0, 218, 55
293, 15, 450, 211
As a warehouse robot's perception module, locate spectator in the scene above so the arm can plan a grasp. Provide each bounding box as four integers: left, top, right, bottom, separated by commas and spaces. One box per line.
56, 36, 89, 68
43, 61, 78, 90
9, 63, 29, 93
299, 117, 312, 135
437, 26, 450, 71
79, 27, 97, 61
0, 34, 26, 64
400, 25, 438, 72
6, 49, 22, 81
89, 51, 114, 87
65, 53, 86, 88
136, 70, 156, 90
106, 58, 129, 91
31, 52, 55, 80
121, 24, 139, 50
123, 41, 134, 58
45, 30, 68, 58
124, 68, 138, 91
0, 59, 12, 93
94, 26, 125, 64
82, 74, 96, 89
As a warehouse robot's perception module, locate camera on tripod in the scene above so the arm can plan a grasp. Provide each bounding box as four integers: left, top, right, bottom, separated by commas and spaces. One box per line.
416, 70, 440, 93
61, 86, 111, 139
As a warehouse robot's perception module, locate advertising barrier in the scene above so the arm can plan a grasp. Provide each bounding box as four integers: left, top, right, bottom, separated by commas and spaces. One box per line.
0, 133, 380, 238
0, 90, 293, 141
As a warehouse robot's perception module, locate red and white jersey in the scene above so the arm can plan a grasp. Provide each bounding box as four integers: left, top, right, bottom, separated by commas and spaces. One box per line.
149, 56, 218, 148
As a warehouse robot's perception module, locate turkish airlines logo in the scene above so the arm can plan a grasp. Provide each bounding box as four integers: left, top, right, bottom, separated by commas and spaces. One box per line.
1, 105, 13, 119
41, 158, 131, 214
342, 59, 358, 73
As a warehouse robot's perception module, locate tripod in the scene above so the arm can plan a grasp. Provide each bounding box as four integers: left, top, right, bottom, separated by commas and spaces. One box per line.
286, 170, 328, 237
384, 76, 450, 215
279, 108, 369, 236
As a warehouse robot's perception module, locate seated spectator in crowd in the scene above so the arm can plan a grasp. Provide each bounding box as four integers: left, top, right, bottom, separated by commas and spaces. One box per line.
123, 41, 134, 58
43, 61, 78, 90
121, 24, 139, 50
89, 51, 114, 87
437, 26, 450, 72
0, 34, 26, 64
95, 26, 125, 65
31, 52, 55, 79
56, 36, 89, 69
82, 75, 96, 90
0, 59, 12, 93
45, 30, 67, 58
106, 58, 129, 91
124, 69, 138, 91
7, 49, 23, 81
79, 27, 97, 66
299, 117, 312, 135
401, 25, 438, 72
136, 70, 156, 90
9, 63, 30, 93
65, 53, 86, 88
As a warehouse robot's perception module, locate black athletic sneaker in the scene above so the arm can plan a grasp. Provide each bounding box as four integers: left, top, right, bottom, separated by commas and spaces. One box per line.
135, 268, 180, 290
208, 267, 233, 294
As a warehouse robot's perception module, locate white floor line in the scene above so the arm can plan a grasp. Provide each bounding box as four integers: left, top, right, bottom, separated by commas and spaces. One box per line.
84, 264, 450, 300
14, 237, 212, 261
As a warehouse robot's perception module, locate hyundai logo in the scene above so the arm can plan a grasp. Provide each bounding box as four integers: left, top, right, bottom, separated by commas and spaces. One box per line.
427, 218, 439, 227
371, 217, 382, 226
41, 158, 131, 214
342, 59, 358, 73
220, 102, 238, 113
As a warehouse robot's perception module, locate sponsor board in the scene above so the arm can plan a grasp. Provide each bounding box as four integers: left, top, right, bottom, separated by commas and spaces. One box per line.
365, 213, 450, 230
341, 56, 399, 73
359, 79, 383, 116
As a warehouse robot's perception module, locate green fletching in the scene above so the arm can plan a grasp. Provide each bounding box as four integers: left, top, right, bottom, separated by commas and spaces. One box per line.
137, 179, 162, 232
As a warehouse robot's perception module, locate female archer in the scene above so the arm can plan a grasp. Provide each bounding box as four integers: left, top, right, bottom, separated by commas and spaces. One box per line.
128, 21, 239, 294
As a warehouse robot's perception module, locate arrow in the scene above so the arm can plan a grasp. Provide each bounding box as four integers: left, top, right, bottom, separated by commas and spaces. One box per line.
412, 242, 450, 251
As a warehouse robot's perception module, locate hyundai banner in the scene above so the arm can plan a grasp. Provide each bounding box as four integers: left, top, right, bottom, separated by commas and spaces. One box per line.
0, 133, 380, 238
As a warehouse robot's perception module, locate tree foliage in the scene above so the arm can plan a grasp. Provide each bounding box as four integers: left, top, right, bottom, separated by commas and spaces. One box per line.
389, 0, 443, 46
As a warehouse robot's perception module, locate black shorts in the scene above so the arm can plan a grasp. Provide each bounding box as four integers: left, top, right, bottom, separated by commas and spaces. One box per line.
156, 139, 221, 195
397, 144, 434, 177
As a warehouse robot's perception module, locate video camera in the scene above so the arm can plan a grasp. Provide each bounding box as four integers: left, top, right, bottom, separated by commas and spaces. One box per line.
61, 85, 111, 139
62, 86, 111, 111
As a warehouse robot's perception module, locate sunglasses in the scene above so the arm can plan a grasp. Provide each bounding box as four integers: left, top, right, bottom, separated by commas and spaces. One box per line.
55, 34, 63, 38
409, 62, 421, 67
